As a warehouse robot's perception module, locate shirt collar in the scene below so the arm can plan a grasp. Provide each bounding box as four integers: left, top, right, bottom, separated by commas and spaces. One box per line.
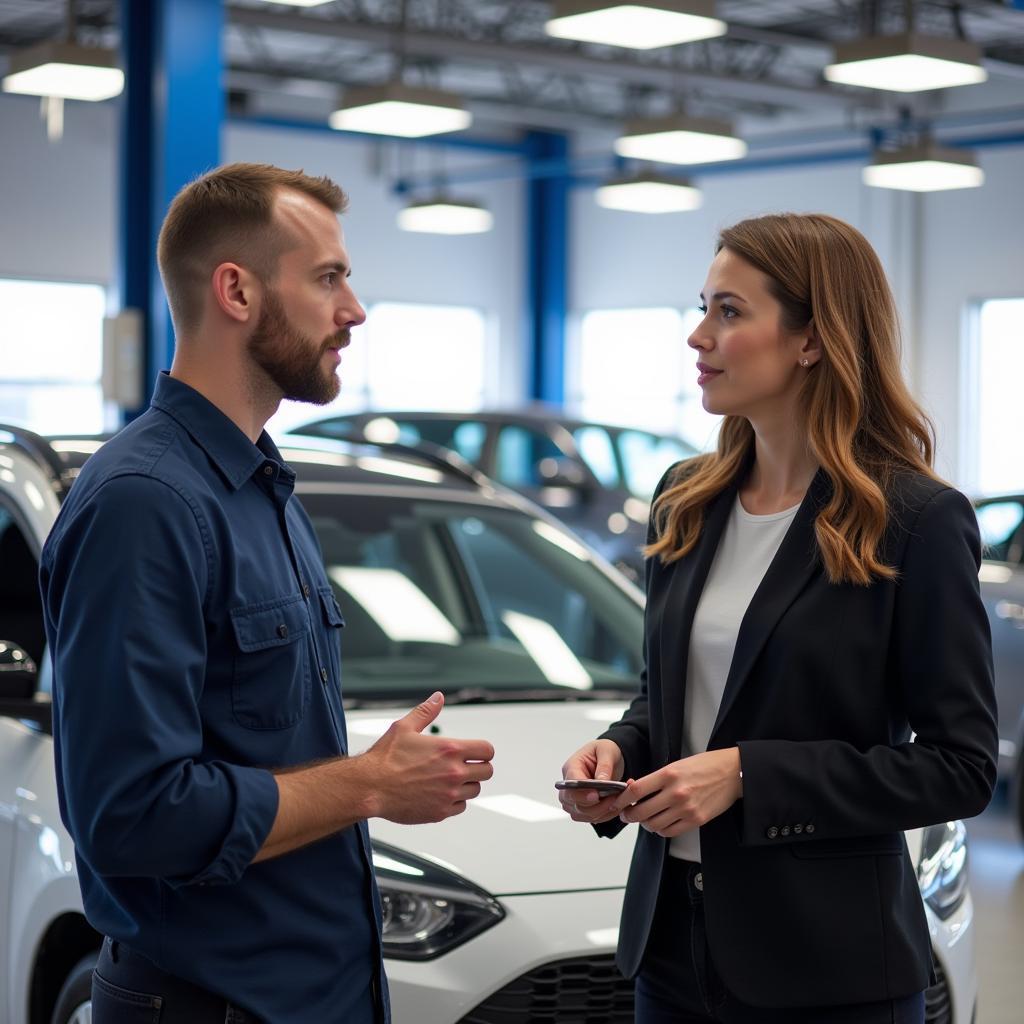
150, 371, 286, 491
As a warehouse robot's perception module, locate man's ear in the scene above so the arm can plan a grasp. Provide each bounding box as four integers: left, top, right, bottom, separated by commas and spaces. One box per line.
799, 318, 822, 366
210, 262, 258, 325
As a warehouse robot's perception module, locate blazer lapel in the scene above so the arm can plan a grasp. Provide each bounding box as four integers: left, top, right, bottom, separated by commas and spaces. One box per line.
709, 468, 832, 738
659, 477, 740, 762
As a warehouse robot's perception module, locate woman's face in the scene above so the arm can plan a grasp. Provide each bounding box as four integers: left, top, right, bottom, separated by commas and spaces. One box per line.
688, 247, 814, 421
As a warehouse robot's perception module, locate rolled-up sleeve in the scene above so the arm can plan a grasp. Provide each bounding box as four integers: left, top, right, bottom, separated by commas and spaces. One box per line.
41, 473, 279, 885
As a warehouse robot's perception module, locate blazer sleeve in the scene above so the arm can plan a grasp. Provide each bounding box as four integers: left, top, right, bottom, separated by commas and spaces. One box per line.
736, 486, 999, 846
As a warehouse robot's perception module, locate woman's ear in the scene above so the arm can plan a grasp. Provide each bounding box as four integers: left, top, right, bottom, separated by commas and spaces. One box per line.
799, 318, 821, 367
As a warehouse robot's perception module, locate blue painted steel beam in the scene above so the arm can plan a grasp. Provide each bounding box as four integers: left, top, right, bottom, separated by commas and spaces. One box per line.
119, 0, 223, 416
524, 131, 569, 405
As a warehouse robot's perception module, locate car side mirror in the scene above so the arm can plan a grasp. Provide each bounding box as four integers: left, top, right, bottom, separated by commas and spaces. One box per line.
0, 641, 51, 731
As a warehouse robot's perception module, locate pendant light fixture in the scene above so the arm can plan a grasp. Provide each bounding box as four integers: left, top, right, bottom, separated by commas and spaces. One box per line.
398, 197, 493, 235
614, 114, 746, 165
545, 1, 726, 50
2, 1, 123, 102
862, 141, 984, 192
596, 172, 702, 212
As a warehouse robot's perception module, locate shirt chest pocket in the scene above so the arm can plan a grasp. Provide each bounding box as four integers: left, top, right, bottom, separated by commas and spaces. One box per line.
230, 595, 312, 730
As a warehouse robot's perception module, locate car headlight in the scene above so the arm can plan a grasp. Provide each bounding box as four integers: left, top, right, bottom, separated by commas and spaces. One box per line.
917, 820, 969, 919
372, 842, 505, 960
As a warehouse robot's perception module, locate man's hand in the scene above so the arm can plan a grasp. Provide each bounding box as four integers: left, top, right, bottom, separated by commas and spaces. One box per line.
607, 748, 742, 838
557, 739, 625, 825
359, 692, 495, 824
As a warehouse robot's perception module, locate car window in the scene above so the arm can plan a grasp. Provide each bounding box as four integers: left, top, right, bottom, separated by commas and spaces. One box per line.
617, 430, 695, 498
494, 425, 566, 488
301, 493, 643, 700
384, 418, 488, 465
573, 426, 620, 488
975, 500, 1024, 563
0, 503, 45, 665
295, 416, 360, 440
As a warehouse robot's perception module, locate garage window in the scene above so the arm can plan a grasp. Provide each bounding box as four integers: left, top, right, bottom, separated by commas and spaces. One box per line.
0, 278, 106, 435
570, 306, 718, 450
268, 302, 488, 436
964, 298, 1024, 495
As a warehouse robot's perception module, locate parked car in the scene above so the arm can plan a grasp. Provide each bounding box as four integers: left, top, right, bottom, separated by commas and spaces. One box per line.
0, 424, 976, 1024
289, 407, 699, 583
973, 493, 1024, 837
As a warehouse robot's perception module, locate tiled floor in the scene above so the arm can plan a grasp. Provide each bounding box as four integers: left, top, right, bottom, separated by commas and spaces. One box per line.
965, 785, 1024, 1024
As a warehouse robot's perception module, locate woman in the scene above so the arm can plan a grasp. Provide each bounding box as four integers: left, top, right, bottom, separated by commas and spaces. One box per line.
558, 212, 998, 1024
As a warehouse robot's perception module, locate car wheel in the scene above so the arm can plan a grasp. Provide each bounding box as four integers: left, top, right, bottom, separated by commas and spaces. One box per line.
50, 952, 97, 1024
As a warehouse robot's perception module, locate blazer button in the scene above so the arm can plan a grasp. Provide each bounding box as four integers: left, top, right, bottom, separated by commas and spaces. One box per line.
793, 824, 803, 835
805, 823, 816, 834
780, 825, 792, 837
766, 826, 779, 839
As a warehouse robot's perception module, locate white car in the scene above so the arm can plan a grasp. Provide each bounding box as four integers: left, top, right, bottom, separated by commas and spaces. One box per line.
0, 425, 977, 1024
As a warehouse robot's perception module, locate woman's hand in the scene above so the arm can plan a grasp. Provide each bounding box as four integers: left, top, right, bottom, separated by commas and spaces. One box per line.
558, 739, 626, 825
608, 748, 743, 838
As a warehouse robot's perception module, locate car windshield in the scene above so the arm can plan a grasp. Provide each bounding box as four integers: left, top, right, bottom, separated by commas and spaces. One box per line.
299, 491, 644, 704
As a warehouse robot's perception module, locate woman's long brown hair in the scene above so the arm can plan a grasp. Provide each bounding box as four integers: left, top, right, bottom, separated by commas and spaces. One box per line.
645, 213, 941, 585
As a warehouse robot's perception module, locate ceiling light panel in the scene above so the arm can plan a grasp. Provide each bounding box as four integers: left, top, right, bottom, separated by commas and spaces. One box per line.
862, 144, 984, 192
615, 115, 747, 165
398, 199, 494, 235
329, 83, 471, 138
825, 34, 988, 92
2, 42, 123, 101
596, 175, 702, 212
545, 1, 726, 50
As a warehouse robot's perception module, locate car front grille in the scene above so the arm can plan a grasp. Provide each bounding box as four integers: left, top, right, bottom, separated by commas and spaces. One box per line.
925, 953, 953, 1024
456, 954, 634, 1024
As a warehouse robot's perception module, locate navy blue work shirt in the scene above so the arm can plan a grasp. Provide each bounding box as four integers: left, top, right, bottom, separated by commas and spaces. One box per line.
40, 373, 388, 1023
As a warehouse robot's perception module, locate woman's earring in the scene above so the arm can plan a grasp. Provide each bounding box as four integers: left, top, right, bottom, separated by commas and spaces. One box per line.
801, 359, 810, 367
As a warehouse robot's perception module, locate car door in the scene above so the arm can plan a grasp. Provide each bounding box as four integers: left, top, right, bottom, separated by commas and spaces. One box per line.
975, 497, 1024, 778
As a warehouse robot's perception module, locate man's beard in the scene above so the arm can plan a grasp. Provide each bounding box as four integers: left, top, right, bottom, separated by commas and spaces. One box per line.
248, 287, 347, 405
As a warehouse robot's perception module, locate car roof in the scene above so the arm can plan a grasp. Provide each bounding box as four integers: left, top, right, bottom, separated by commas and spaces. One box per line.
5, 428, 512, 504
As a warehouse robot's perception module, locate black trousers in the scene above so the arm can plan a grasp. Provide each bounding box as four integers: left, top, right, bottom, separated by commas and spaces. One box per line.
635, 858, 926, 1024
91, 937, 262, 1024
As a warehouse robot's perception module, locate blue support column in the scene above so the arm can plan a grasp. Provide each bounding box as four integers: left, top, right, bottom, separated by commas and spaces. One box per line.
524, 131, 570, 405
119, 0, 223, 415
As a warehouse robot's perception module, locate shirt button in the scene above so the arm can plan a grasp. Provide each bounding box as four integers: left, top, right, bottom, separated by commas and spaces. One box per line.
276, 624, 288, 638
766, 826, 779, 839
320, 667, 328, 683
805, 823, 816, 834
263, 464, 274, 476
302, 583, 311, 598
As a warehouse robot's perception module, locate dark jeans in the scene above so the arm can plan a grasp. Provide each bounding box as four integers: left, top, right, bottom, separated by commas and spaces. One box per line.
635, 859, 926, 1024
91, 937, 262, 1024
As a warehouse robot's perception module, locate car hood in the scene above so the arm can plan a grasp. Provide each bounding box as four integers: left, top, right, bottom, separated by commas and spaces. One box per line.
347, 701, 926, 896
347, 701, 635, 896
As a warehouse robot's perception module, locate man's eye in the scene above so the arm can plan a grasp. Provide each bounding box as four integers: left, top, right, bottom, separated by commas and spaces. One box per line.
323, 273, 337, 286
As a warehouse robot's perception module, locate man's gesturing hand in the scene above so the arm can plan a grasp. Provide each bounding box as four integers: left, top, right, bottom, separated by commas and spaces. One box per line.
360, 692, 495, 825
558, 739, 625, 825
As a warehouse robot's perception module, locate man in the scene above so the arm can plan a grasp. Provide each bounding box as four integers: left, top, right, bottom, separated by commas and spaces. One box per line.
40, 163, 495, 1023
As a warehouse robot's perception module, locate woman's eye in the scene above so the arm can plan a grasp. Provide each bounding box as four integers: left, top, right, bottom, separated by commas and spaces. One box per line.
721, 305, 738, 318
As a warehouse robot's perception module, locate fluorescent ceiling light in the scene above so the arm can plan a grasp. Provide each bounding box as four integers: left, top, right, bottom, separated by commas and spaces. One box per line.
545, 1, 725, 50
615, 115, 747, 165
825, 34, 987, 92
329, 83, 471, 138
596, 173, 702, 212
862, 143, 984, 192
2, 41, 123, 101
398, 198, 494, 235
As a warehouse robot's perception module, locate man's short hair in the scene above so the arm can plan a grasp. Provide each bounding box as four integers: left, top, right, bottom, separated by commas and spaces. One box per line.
156, 162, 349, 335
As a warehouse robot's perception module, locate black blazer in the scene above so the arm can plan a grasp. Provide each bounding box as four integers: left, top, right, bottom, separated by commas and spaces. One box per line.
598, 462, 998, 1009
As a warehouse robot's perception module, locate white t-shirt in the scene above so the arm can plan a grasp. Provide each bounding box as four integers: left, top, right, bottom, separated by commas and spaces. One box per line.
669, 494, 801, 863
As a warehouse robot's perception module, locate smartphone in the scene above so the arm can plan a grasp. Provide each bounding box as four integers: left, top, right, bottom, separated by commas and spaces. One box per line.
555, 779, 628, 795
